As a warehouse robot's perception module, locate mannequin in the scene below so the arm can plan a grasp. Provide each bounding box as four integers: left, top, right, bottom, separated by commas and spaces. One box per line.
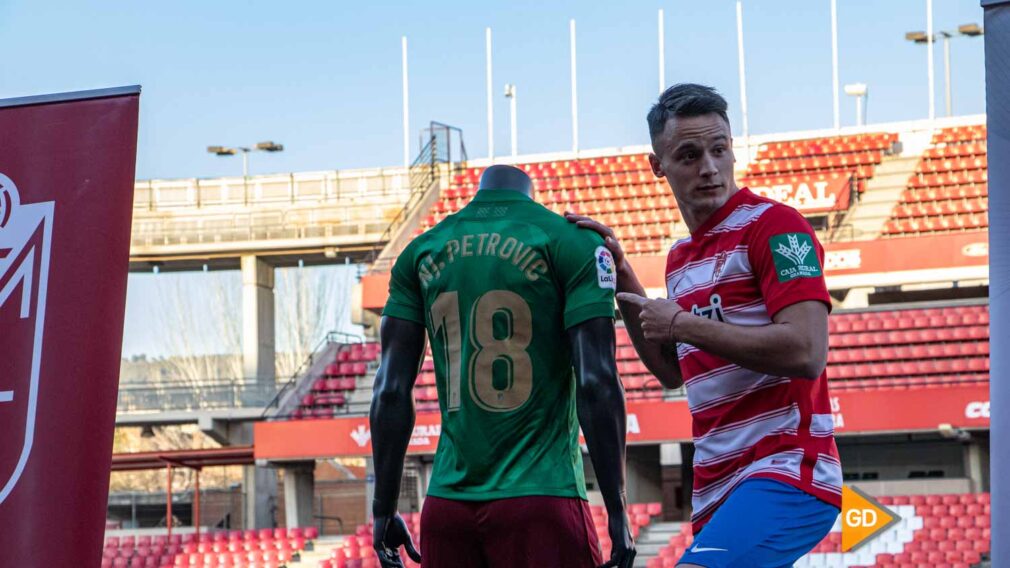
476, 163, 533, 196
370, 165, 636, 568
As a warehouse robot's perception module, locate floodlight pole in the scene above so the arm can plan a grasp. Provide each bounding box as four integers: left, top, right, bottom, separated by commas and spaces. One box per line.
927, 0, 935, 120
402, 36, 410, 168
831, 0, 840, 129
570, 19, 579, 154
943, 32, 953, 116
658, 9, 666, 93
505, 84, 518, 157
486, 27, 494, 161
736, 1, 751, 161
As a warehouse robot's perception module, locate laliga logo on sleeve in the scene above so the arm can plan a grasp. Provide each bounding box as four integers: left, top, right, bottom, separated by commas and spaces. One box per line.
0, 173, 55, 505
595, 246, 616, 289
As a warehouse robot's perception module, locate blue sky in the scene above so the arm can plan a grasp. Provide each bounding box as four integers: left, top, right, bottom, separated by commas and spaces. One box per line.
1, 1, 986, 181
1, 1, 987, 357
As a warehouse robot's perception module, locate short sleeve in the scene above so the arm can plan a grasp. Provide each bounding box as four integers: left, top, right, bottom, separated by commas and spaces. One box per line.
550, 228, 617, 329
382, 249, 425, 325
747, 205, 832, 318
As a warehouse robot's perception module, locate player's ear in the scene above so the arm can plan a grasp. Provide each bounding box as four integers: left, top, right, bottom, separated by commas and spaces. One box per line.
648, 153, 664, 179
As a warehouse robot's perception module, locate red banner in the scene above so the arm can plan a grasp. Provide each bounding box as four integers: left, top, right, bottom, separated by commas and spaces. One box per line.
749, 176, 852, 214
0, 87, 139, 567
822, 231, 988, 275
255, 384, 989, 461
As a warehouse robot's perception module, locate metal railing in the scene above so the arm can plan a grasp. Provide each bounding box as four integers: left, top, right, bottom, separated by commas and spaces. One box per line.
134, 170, 410, 212
261, 331, 364, 418
368, 122, 468, 272
116, 332, 364, 415
132, 218, 392, 251
116, 379, 277, 413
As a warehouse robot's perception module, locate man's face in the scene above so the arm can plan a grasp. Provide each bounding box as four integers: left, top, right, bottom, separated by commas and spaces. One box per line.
649, 113, 737, 223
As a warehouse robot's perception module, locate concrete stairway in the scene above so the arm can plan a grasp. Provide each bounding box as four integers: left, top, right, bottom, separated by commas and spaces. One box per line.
287, 535, 345, 567
346, 363, 377, 415
837, 156, 920, 240
633, 521, 687, 568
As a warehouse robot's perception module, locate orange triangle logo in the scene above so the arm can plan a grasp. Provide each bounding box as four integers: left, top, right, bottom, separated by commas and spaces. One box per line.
841, 486, 901, 552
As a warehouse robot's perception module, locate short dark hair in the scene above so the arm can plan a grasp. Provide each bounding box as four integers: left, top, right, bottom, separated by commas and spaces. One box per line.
647, 83, 730, 141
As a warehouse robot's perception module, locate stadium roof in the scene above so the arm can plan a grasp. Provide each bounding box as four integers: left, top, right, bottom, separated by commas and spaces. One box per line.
110, 446, 254, 472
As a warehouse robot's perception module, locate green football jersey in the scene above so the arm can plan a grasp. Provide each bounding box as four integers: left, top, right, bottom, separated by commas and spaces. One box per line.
382, 189, 617, 501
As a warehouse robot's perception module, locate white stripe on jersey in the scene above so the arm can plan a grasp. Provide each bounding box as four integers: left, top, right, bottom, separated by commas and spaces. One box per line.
812, 454, 843, 495
669, 236, 693, 253
675, 300, 770, 359
810, 414, 835, 437
688, 373, 791, 414
666, 245, 749, 285
704, 202, 774, 236
693, 404, 801, 467
691, 449, 805, 521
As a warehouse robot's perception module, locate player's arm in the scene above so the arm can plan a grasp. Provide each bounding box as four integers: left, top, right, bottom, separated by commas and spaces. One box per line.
617, 206, 831, 379
567, 318, 636, 568
565, 212, 683, 389
369, 316, 425, 566
621, 295, 828, 378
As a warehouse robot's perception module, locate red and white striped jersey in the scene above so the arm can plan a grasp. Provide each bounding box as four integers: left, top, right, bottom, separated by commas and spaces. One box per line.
665, 187, 842, 533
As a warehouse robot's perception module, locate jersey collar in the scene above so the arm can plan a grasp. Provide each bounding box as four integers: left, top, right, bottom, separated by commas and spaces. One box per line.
690, 186, 752, 238
470, 189, 534, 202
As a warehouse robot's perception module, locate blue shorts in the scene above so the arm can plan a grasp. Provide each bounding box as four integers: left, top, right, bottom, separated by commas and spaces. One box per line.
678, 478, 839, 568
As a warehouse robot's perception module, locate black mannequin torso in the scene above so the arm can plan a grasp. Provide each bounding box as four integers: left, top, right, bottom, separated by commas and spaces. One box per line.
369, 162, 636, 568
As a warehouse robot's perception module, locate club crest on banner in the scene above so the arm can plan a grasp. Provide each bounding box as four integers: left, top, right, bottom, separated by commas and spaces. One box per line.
0, 173, 54, 505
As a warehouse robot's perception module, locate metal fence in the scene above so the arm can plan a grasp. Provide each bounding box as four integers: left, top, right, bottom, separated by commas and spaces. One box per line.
116, 379, 278, 413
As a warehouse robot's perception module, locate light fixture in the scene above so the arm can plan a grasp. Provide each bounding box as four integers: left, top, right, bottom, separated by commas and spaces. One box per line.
255, 141, 284, 152
958, 23, 983, 37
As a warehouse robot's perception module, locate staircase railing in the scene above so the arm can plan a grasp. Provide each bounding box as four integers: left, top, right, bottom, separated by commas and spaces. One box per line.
368, 122, 467, 273
260, 331, 363, 418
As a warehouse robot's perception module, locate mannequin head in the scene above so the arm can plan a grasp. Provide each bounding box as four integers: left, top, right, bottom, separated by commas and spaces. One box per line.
477, 164, 533, 198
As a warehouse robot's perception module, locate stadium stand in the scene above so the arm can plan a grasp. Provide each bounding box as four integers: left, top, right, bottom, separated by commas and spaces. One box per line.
420, 154, 681, 255
883, 125, 988, 236
741, 132, 899, 195
317, 503, 663, 568
409, 130, 919, 258
274, 301, 991, 420
358, 303, 990, 407
645, 493, 990, 568
827, 303, 990, 391
289, 343, 380, 420
129, 117, 993, 566
101, 527, 318, 568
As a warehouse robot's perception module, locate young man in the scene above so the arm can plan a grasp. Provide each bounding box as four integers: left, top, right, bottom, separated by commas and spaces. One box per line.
370, 165, 636, 568
568, 84, 841, 568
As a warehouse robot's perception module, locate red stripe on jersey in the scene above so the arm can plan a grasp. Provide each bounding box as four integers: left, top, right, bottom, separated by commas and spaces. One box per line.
666, 188, 841, 534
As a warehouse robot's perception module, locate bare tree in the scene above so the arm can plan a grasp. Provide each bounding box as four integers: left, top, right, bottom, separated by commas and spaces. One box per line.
152, 273, 243, 387
110, 425, 242, 492
274, 265, 351, 379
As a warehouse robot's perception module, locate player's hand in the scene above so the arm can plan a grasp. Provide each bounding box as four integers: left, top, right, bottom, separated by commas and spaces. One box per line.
616, 292, 685, 344
598, 512, 636, 568
373, 513, 421, 567
564, 211, 627, 272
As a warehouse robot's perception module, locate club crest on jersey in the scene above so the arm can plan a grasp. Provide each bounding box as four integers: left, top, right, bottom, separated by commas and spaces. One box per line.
770, 233, 822, 282
691, 294, 725, 322
595, 246, 616, 289
0, 173, 55, 505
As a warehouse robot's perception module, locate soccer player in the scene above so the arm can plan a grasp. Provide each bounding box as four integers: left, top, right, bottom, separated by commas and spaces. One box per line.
370, 165, 637, 568
567, 84, 841, 568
